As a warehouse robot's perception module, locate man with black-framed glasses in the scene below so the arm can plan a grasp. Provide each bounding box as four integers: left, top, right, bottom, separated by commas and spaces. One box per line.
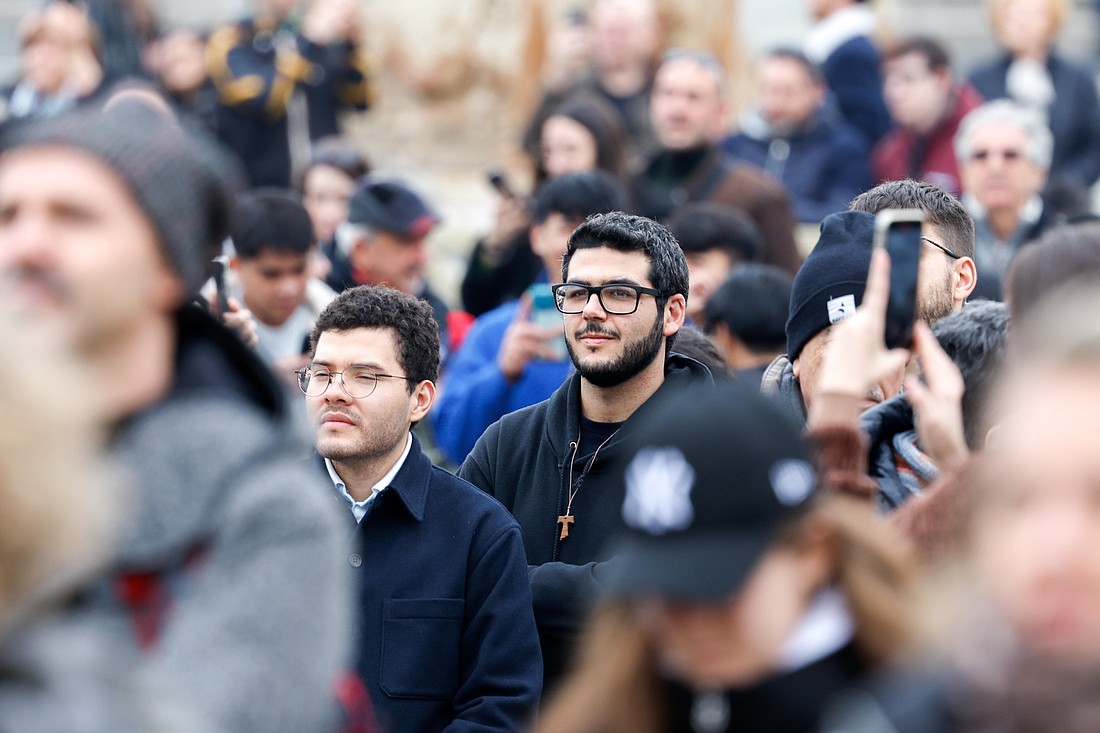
459, 211, 715, 697
304, 284, 542, 733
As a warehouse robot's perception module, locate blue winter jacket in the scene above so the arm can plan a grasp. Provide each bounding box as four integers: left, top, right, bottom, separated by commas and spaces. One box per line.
433, 300, 572, 466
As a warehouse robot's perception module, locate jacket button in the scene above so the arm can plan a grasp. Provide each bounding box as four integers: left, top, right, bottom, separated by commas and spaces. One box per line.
349, 553, 363, 568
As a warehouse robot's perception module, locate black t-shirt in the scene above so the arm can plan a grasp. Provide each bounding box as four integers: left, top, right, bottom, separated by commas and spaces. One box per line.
577, 415, 623, 460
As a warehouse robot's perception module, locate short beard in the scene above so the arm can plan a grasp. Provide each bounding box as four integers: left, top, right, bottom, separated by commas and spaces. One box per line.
567, 312, 665, 388
917, 268, 956, 324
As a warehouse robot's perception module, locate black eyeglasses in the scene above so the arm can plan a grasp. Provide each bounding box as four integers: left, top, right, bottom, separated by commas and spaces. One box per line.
921, 236, 961, 260
551, 282, 663, 315
295, 366, 413, 399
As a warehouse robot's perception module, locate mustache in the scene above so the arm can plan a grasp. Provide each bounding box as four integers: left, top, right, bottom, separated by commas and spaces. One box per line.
317, 409, 359, 426
574, 324, 619, 339
3, 267, 69, 300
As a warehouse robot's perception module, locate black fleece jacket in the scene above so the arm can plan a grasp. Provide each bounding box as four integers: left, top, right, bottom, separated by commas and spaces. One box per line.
458, 353, 713, 693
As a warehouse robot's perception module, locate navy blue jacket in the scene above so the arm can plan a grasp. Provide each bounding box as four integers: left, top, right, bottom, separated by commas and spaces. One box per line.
724, 109, 871, 223
821, 36, 892, 146
319, 435, 542, 733
969, 52, 1100, 188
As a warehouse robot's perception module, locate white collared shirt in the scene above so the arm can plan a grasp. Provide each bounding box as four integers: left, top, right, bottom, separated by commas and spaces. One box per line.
325, 433, 413, 522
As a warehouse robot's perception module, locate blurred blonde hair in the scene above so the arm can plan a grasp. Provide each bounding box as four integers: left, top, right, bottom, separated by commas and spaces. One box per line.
988, 0, 1070, 37
0, 308, 119, 633
537, 494, 919, 733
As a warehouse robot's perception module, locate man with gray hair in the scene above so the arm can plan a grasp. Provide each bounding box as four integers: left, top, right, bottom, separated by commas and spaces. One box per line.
955, 99, 1058, 295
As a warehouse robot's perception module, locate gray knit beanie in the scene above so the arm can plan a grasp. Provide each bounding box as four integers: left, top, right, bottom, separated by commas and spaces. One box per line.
0, 101, 232, 295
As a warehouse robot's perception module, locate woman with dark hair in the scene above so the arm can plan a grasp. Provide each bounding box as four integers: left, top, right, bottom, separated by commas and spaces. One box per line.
537, 91, 628, 183
295, 139, 371, 289
463, 93, 630, 316
538, 381, 920, 733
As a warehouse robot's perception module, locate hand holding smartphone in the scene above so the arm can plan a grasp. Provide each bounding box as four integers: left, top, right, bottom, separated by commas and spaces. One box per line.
526, 283, 568, 361
873, 209, 924, 349
211, 255, 231, 318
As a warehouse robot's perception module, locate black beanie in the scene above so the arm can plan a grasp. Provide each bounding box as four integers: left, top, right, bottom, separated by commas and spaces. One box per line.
0, 101, 232, 295
785, 210, 875, 359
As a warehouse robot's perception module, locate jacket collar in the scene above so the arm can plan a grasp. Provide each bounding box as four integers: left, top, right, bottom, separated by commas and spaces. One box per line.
384, 432, 432, 522
761, 354, 808, 424
315, 432, 433, 523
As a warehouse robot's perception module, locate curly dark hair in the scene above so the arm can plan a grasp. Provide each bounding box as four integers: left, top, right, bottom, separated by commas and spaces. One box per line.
309, 285, 440, 389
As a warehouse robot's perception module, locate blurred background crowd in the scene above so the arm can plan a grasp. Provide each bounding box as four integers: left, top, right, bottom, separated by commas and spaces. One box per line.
9, 1, 1100, 732
3, 0, 1100, 306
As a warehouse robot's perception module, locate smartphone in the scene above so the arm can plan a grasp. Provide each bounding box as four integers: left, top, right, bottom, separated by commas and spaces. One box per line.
527, 283, 568, 361
486, 168, 516, 200
873, 209, 925, 349
211, 255, 231, 318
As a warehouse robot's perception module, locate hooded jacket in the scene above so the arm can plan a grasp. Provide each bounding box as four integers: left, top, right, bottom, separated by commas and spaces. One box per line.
458, 353, 713, 692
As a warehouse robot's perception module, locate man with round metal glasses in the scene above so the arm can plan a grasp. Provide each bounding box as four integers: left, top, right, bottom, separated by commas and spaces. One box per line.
459, 211, 715, 697
301, 284, 542, 733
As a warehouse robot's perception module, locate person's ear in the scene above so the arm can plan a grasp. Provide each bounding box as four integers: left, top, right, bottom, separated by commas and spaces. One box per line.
663, 293, 687, 337
349, 234, 371, 265
152, 269, 186, 311
791, 357, 802, 378
954, 257, 978, 303
812, 80, 827, 108
408, 379, 435, 423
983, 422, 1000, 450
529, 220, 545, 256
933, 67, 953, 93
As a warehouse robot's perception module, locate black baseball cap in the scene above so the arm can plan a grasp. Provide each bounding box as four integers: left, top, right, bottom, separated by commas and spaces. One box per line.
347, 175, 439, 238
604, 382, 818, 601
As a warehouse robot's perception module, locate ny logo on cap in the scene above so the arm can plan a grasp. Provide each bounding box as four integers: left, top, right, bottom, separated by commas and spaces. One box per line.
769, 459, 816, 506
827, 294, 856, 325
623, 446, 695, 535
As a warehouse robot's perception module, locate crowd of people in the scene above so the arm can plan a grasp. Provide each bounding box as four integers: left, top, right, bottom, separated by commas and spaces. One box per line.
5, 0, 1100, 731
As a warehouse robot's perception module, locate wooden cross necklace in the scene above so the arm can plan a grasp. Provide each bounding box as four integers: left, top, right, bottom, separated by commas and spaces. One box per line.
557, 427, 621, 541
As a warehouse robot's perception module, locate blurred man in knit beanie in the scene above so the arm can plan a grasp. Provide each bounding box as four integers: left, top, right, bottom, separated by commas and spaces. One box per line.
0, 102, 355, 732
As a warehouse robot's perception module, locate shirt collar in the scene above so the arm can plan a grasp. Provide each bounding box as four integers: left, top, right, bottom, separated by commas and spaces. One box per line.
325, 432, 413, 522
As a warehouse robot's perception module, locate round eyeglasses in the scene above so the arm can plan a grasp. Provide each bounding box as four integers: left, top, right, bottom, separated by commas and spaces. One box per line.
295, 366, 413, 399
551, 282, 663, 315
